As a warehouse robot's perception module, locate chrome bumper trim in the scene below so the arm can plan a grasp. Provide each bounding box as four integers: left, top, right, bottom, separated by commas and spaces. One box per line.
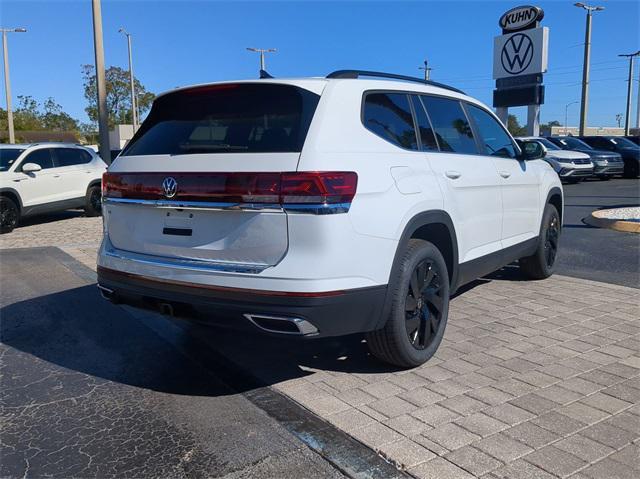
103, 197, 283, 212
103, 197, 352, 214
103, 238, 269, 274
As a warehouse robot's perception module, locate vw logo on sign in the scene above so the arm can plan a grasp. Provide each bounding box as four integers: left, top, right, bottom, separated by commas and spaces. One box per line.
501, 33, 534, 75
162, 176, 178, 198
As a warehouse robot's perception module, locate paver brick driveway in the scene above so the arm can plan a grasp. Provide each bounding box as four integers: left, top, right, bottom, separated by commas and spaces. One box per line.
2, 213, 639, 479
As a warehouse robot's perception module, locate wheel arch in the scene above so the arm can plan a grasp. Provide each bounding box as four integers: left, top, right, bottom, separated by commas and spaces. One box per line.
545, 186, 563, 226
376, 210, 459, 330
0, 188, 23, 213
86, 180, 102, 194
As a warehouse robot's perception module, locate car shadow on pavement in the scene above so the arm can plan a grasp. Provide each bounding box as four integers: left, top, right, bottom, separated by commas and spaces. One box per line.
1, 285, 236, 397
17, 209, 86, 228
1, 264, 530, 396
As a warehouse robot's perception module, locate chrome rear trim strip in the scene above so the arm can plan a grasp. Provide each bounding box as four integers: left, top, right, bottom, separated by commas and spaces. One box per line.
103, 197, 282, 212
103, 239, 269, 274
103, 197, 352, 214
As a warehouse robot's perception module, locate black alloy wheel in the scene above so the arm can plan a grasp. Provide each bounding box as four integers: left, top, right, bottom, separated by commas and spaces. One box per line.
0, 197, 19, 233
405, 259, 445, 350
544, 214, 559, 268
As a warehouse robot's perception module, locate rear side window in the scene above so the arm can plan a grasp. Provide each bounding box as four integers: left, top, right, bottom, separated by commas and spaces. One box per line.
55, 148, 93, 166
22, 149, 54, 170
122, 83, 320, 156
466, 104, 517, 158
411, 96, 438, 151
363, 93, 418, 150
421, 96, 477, 154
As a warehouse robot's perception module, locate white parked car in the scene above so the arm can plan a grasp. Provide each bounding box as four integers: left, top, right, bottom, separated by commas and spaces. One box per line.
97, 71, 563, 367
0, 143, 107, 233
516, 137, 593, 183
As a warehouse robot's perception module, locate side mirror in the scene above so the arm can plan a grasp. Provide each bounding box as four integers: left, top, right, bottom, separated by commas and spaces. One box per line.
22, 163, 42, 173
518, 141, 546, 161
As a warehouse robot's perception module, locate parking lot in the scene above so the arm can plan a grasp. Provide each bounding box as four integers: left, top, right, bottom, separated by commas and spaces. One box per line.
1, 179, 639, 478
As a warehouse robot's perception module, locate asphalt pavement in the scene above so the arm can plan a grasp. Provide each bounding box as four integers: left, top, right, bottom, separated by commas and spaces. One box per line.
0, 248, 355, 479
556, 178, 639, 288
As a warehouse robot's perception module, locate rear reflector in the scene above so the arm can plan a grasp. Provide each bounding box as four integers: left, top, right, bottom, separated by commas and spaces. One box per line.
102, 171, 357, 206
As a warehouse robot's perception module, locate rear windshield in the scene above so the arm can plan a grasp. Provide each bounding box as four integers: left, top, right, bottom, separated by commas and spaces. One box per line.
122, 83, 320, 156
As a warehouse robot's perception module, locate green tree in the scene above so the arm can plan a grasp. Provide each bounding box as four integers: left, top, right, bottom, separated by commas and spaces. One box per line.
13, 95, 43, 130
82, 64, 155, 128
41, 98, 79, 131
507, 114, 527, 136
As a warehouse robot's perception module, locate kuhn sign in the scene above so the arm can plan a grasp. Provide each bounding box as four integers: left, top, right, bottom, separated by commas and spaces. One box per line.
499, 5, 544, 32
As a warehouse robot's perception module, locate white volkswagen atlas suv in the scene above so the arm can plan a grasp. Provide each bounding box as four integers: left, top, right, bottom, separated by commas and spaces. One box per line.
0, 143, 107, 233
97, 71, 563, 367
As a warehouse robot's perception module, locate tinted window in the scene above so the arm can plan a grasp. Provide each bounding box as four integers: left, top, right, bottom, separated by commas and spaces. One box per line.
583, 137, 614, 150
536, 138, 560, 151
363, 93, 418, 150
0, 148, 24, 171
421, 96, 477, 154
22, 149, 54, 170
466, 104, 517, 158
411, 96, 438, 151
554, 137, 592, 150
55, 148, 92, 167
122, 83, 320, 156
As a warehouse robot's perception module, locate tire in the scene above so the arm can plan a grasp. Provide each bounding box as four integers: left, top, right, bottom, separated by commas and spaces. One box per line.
366, 239, 450, 368
623, 162, 639, 178
598, 175, 610, 181
519, 204, 560, 280
0, 196, 19, 234
84, 185, 102, 217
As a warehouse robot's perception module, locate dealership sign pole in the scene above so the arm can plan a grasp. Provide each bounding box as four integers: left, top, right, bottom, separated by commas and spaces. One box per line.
493, 5, 548, 136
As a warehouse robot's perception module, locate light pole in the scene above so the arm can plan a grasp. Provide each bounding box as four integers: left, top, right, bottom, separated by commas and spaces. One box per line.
619, 51, 640, 136
574, 3, 605, 136
246, 47, 276, 75
119, 27, 137, 130
564, 101, 579, 135
1, 27, 27, 144
91, 0, 110, 164
419, 60, 432, 81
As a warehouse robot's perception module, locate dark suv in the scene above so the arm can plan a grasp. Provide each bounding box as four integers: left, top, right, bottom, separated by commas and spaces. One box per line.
578, 136, 640, 178
546, 136, 624, 180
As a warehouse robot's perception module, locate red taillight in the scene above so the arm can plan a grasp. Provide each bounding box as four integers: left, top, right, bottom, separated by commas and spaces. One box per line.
280, 172, 358, 204
102, 171, 358, 206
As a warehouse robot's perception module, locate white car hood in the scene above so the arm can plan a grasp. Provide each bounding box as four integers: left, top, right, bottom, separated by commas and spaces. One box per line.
546, 150, 591, 161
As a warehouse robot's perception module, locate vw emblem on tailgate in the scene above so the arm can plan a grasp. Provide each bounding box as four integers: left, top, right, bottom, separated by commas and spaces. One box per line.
162, 176, 178, 198
501, 33, 534, 75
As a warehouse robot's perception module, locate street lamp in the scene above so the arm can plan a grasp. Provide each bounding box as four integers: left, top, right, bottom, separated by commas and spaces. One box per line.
246, 47, 276, 75
91, 0, 110, 164
618, 50, 640, 136
564, 101, 579, 135
574, 3, 605, 136
119, 27, 137, 130
1, 27, 27, 144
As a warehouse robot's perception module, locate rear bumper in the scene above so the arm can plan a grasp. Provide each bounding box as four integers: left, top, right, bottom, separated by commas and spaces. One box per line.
97, 266, 387, 338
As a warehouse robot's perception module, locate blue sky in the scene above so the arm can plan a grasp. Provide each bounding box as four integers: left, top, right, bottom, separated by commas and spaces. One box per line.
1, 0, 639, 128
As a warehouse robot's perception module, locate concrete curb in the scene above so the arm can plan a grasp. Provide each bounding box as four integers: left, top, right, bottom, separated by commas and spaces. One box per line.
584, 209, 640, 233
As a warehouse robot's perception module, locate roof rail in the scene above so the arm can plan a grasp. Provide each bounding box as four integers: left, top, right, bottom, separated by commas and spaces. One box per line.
326, 70, 465, 95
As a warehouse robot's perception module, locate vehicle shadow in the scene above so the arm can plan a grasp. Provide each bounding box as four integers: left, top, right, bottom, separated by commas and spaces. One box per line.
1, 264, 528, 396
1, 285, 234, 397
17, 209, 87, 227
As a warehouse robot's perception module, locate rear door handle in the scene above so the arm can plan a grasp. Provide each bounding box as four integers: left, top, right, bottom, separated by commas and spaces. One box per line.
499, 171, 511, 178
445, 170, 462, 179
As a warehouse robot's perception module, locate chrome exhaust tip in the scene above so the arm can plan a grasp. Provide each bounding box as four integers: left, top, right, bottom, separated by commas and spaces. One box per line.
244, 313, 319, 336
97, 284, 118, 302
